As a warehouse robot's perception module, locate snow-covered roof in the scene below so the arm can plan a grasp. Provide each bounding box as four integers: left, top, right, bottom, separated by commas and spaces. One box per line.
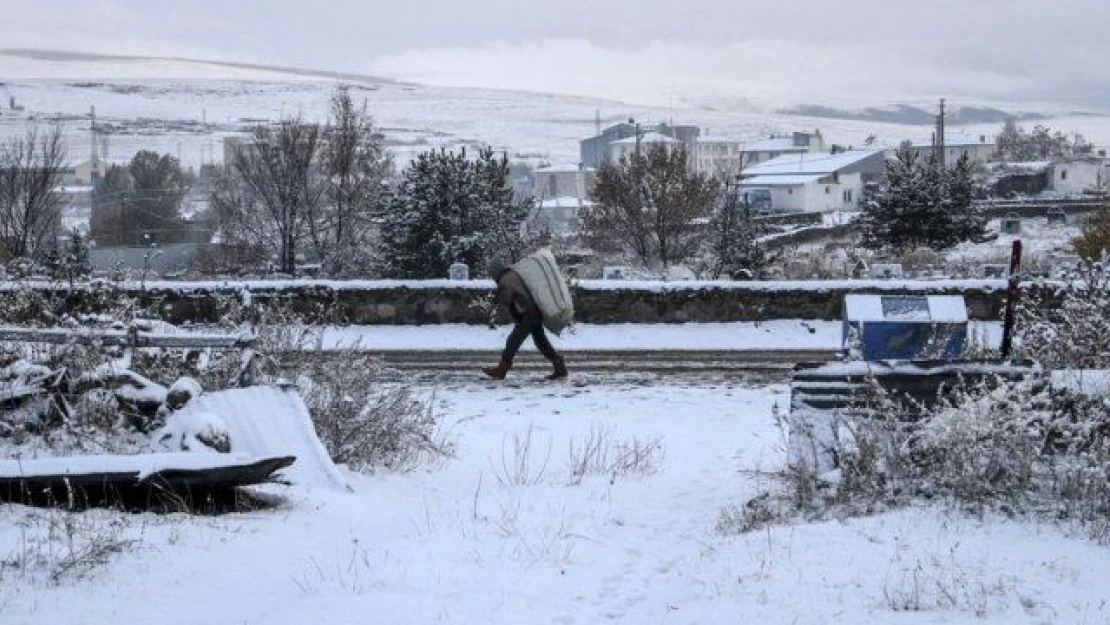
742, 150, 882, 176
912, 131, 989, 148
743, 137, 806, 152
698, 135, 740, 145
535, 164, 594, 173
995, 161, 1052, 173
741, 174, 825, 187
611, 131, 680, 145
57, 185, 93, 194
540, 197, 594, 209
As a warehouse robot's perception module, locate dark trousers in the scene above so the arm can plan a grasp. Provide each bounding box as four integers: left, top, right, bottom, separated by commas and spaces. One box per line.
502, 315, 561, 364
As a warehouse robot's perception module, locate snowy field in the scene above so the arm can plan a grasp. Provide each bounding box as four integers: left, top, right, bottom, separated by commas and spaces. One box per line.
4, 379, 1110, 624
3, 53, 1110, 171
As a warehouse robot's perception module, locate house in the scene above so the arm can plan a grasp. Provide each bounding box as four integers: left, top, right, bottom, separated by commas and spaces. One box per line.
57, 185, 93, 234
579, 121, 700, 168
608, 131, 682, 163
908, 131, 994, 167
532, 164, 596, 201
1050, 157, 1109, 196
695, 136, 744, 177
742, 131, 826, 166
739, 150, 886, 213
530, 197, 595, 236
985, 161, 1053, 197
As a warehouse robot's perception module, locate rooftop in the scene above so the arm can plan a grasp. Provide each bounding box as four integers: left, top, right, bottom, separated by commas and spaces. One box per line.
912, 131, 990, 148
742, 149, 883, 176
535, 164, 595, 173
540, 197, 596, 209
743, 137, 807, 152
611, 131, 681, 146
740, 174, 826, 187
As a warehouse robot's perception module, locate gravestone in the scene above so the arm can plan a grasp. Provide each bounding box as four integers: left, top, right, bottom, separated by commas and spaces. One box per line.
448, 262, 469, 281
1000, 213, 1022, 235
602, 266, 632, 280
870, 263, 904, 279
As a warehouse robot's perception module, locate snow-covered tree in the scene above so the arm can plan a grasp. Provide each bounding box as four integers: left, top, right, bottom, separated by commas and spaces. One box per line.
379, 147, 529, 279
859, 148, 986, 254
699, 189, 768, 279
0, 125, 66, 261
215, 115, 326, 276
1073, 199, 1110, 263
995, 119, 1093, 161
316, 86, 393, 276
45, 230, 91, 286
584, 144, 719, 271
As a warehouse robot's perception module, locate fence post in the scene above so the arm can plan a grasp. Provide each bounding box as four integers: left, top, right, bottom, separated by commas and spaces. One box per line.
1000, 239, 1023, 359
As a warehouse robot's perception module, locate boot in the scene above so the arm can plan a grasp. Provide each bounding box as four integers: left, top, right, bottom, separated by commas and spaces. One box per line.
547, 356, 568, 381
483, 358, 512, 380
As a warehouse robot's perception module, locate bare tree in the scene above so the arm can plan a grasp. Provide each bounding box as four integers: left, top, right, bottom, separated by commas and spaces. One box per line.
317, 86, 393, 271
584, 144, 719, 271
0, 126, 67, 261
219, 116, 325, 275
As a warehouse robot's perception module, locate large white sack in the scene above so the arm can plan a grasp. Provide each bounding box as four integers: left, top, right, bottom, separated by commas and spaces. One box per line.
512, 248, 575, 335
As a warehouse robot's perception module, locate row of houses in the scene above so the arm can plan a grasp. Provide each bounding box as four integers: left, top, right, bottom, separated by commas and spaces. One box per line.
528, 122, 1108, 224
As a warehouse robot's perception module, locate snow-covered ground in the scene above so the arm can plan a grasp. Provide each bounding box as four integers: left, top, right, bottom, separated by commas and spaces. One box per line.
318, 320, 1002, 352
4, 380, 1110, 624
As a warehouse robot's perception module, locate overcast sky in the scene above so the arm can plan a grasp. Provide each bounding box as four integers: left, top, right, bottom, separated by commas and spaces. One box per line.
2, 0, 1108, 110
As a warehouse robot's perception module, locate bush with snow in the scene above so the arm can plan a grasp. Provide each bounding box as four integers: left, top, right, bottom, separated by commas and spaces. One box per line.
292, 350, 449, 472
739, 378, 1110, 540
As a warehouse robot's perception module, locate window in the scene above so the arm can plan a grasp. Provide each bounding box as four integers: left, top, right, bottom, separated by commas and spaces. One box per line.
787, 188, 793, 195
825, 186, 831, 194
1061, 170, 1068, 180
843, 189, 853, 203
547, 175, 557, 197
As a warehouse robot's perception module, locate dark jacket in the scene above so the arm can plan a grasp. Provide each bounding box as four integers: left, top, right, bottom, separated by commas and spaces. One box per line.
496, 269, 540, 323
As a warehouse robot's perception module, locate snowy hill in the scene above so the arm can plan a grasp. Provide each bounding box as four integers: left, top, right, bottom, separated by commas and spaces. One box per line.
1, 48, 1108, 171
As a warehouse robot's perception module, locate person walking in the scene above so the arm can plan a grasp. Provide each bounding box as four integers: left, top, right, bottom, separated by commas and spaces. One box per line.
483, 257, 568, 380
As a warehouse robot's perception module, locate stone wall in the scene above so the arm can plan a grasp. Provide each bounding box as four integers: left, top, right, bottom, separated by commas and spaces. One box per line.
1, 279, 1011, 325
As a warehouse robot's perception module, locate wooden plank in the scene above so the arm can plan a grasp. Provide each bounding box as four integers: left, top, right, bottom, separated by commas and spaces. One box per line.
0, 326, 254, 349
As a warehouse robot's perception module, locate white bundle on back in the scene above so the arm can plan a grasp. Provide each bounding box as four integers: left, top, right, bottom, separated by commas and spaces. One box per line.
511, 248, 575, 335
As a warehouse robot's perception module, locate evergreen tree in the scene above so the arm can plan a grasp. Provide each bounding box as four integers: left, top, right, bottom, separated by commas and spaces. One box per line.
91, 151, 190, 245
859, 147, 986, 254
380, 148, 529, 278
1073, 200, 1110, 263
701, 190, 768, 279
45, 230, 91, 285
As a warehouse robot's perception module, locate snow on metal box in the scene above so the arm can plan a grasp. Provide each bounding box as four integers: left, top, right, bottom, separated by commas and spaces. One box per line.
842, 294, 968, 360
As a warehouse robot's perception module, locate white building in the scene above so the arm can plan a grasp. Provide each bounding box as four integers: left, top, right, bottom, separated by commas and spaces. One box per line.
1050, 157, 1109, 196
609, 131, 682, 162
742, 131, 826, 166
739, 150, 886, 213
531, 197, 595, 235
533, 164, 596, 201
694, 136, 743, 177
909, 131, 994, 167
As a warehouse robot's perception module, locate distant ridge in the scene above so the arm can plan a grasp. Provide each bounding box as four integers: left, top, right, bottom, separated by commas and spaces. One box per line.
781, 103, 1052, 126
0, 48, 400, 85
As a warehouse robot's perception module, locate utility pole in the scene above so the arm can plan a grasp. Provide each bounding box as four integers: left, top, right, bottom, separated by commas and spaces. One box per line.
935, 98, 947, 169
90, 106, 99, 175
